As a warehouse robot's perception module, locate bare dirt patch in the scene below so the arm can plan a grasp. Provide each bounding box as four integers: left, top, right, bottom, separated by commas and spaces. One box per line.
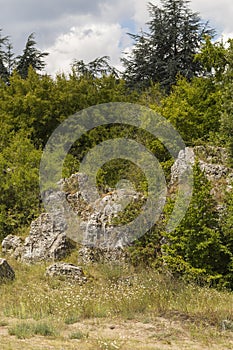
1, 316, 233, 350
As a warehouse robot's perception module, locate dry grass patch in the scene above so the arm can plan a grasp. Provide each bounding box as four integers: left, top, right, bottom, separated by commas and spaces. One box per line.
0, 257, 233, 349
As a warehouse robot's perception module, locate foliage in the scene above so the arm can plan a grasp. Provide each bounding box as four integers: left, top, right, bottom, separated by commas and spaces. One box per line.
0, 29, 11, 81
156, 75, 221, 144
16, 33, 48, 79
196, 35, 228, 81
123, 0, 214, 91
72, 56, 119, 78
0, 132, 41, 240
128, 226, 162, 267
0, 23, 233, 290
8, 320, 56, 339
0, 30, 48, 82
163, 163, 232, 288
219, 40, 233, 162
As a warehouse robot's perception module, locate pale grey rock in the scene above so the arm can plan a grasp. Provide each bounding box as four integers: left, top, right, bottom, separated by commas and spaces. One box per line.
79, 188, 143, 249
46, 262, 87, 283
20, 212, 75, 263
171, 146, 233, 184
199, 161, 229, 180
0, 258, 15, 282
2, 235, 23, 259
170, 146, 233, 205
170, 147, 195, 186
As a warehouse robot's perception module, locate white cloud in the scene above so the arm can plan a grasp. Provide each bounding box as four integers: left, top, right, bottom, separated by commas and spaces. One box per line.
2, 0, 231, 76
132, 0, 152, 30
221, 32, 233, 43
45, 21, 129, 76
190, 0, 233, 35
44, 1, 233, 76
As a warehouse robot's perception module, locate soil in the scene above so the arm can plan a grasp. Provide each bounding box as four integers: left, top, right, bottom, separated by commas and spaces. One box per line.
1, 316, 233, 350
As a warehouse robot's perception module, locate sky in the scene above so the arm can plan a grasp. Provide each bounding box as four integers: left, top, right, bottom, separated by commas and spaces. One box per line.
1, 0, 233, 76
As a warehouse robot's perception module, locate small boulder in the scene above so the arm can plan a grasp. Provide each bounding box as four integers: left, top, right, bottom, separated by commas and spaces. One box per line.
170, 147, 195, 186
46, 263, 87, 284
0, 258, 15, 283
21, 212, 75, 263
2, 235, 23, 259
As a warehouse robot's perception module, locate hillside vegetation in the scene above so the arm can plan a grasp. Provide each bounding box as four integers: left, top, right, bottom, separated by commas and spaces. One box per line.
1, 1, 233, 348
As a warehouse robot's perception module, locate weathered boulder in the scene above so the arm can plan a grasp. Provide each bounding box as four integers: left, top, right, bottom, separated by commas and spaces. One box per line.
20, 212, 75, 263
2, 235, 23, 259
78, 188, 143, 249
46, 262, 87, 283
170, 146, 233, 197
170, 147, 195, 186
2, 212, 75, 263
0, 258, 15, 282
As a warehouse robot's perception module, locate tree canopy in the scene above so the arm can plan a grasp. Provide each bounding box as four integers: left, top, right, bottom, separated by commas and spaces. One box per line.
0, 30, 48, 81
1, 4, 233, 289
123, 0, 214, 91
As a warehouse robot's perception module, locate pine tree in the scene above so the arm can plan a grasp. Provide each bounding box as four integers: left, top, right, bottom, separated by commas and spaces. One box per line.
4, 42, 15, 76
16, 33, 48, 78
72, 56, 119, 78
220, 40, 233, 163
0, 29, 10, 82
123, 0, 214, 91
164, 163, 231, 282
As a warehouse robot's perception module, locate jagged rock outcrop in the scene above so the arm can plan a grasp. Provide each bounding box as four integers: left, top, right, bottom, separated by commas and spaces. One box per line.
20, 213, 75, 263
2, 213, 75, 263
170, 146, 233, 197
78, 189, 143, 249
0, 258, 15, 282
46, 263, 87, 283
2, 178, 143, 263
3, 145, 232, 265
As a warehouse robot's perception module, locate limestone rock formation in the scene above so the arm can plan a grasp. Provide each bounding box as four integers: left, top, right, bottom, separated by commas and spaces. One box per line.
20, 212, 75, 263
170, 147, 195, 186
3, 146, 232, 265
170, 146, 233, 197
2, 235, 23, 259
1, 213, 75, 263
0, 258, 15, 283
46, 263, 87, 283
78, 189, 143, 249
2, 181, 143, 262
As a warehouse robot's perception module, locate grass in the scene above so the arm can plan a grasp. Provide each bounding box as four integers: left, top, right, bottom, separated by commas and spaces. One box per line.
8, 320, 56, 339
0, 256, 233, 349
69, 330, 88, 339
8, 322, 34, 339
1, 257, 233, 325
65, 314, 81, 325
